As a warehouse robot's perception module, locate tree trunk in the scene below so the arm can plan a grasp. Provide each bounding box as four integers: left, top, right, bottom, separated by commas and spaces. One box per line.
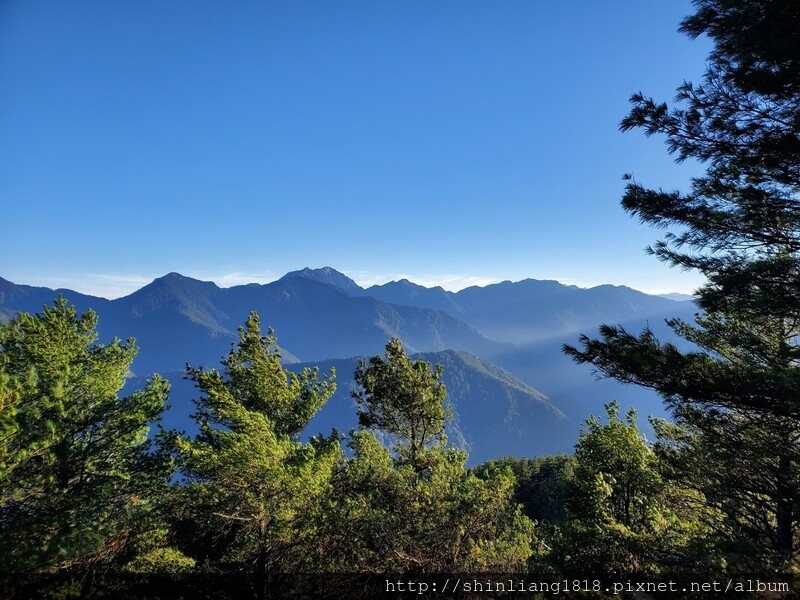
256, 518, 267, 600
775, 453, 793, 564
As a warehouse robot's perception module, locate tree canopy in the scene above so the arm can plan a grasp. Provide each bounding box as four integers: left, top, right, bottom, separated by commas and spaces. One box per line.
565, 0, 800, 568
172, 312, 340, 575
354, 337, 450, 475
0, 298, 170, 572
320, 338, 534, 573
5, 0, 800, 588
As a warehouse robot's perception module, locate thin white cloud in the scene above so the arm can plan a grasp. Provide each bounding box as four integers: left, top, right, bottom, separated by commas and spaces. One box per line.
13, 269, 702, 300
20, 273, 154, 300
90, 274, 154, 298
17, 271, 282, 299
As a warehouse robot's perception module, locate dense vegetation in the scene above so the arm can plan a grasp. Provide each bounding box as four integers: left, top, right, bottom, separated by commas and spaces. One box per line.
0, 304, 535, 592
2, 0, 799, 595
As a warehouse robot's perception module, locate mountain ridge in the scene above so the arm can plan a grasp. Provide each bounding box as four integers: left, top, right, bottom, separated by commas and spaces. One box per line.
135, 348, 568, 465
0, 268, 696, 353
1, 268, 698, 459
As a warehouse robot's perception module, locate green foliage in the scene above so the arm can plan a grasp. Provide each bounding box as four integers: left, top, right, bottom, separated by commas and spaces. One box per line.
0, 370, 21, 496
354, 338, 450, 474
319, 339, 534, 573
537, 403, 705, 576
569, 402, 660, 529
173, 312, 340, 574
564, 0, 800, 570
121, 529, 197, 573
474, 455, 575, 524
652, 409, 800, 569
0, 297, 170, 572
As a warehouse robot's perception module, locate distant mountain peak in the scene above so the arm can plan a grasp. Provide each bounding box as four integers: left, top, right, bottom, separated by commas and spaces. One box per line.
281, 266, 362, 295
144, 272, 219, 293
155, 272, 192, 286
590, 283, 633, 291
388, 278, 448, 293
153, 272, 191, 283
382, 278, 426, 291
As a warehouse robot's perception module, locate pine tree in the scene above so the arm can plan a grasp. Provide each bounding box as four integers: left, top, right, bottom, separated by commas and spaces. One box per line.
172, 312, 340, 575
0, 297, 170, 572
564, 0, 800, 568
318, 338, 533, 573
354, 337, 449, 477
539, 402, 702, 575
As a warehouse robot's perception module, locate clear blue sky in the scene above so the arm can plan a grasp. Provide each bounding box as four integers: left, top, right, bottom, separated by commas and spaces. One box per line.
2, 1, 712, 298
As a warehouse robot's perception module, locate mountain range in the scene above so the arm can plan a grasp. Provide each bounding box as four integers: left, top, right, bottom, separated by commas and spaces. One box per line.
0, 267, 698, 463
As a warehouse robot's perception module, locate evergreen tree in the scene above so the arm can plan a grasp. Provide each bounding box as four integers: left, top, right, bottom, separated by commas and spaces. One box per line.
354, 337, 449, 477
569, 402, 660, 532
318, 338, 534, 573
474, 455, 575, 524
0, 297, 170, 572
0, 370, 21, 505
651, 409, 799, 569
172, 312, 340, 575
564, 0, 800, 567
538, 403, 700, 575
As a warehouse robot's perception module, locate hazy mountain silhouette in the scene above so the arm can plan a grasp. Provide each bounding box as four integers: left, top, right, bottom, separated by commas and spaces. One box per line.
219, 276, 511, 362
132, 349, 568, 465
0, 270, 508, 374
1, 268, 698, 459
363, 279, 466, 316
489, 301, 701, 440
281, 266, 363, 295
365, 277, 691, 344
0, 277, 111, 322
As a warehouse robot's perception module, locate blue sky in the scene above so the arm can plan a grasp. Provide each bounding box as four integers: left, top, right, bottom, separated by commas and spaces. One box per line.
2, 1, 712, 298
